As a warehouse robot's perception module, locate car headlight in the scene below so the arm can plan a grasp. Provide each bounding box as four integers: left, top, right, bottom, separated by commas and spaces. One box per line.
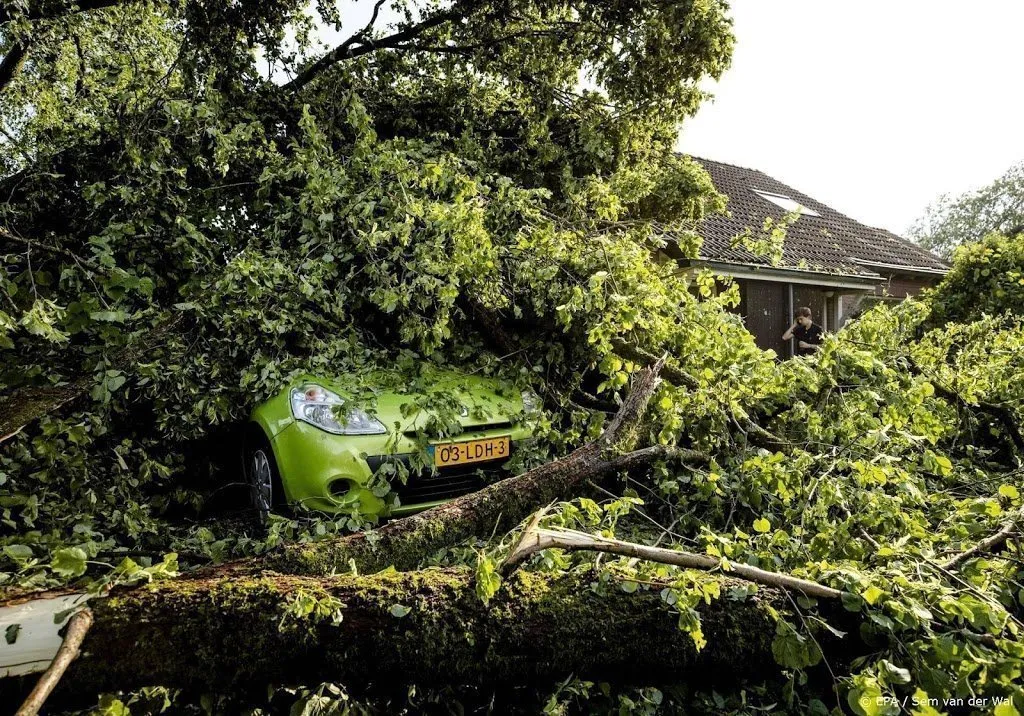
521, 389, 541, 414
290, 383, 386, 435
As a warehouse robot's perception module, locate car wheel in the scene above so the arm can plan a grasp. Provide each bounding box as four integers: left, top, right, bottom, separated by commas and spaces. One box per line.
243, 432, 284, 522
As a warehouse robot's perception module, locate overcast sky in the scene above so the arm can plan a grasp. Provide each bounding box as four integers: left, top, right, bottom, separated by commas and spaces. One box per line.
677, 0, 1024, 236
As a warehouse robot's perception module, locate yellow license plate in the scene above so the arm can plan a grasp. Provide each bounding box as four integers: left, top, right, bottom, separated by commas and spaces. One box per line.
433, 436, 511, 467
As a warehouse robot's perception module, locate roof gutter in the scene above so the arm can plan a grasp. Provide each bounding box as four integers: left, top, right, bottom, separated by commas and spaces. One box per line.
853, 259, 949, 278
679, 259, 883, 291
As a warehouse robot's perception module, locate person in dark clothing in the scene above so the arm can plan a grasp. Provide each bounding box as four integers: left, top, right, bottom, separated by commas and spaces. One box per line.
782, 306, 824, 356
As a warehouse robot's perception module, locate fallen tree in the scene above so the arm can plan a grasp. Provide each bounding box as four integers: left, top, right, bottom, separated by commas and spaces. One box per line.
5, 0, 1024, 712
48, 568, 786, 706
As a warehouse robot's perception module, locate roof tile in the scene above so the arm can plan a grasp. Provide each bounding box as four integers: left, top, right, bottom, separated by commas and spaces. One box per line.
687, 157, 948, 275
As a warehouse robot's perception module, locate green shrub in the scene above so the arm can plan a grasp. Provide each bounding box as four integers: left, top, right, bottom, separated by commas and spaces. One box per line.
926, 232, 1024, 325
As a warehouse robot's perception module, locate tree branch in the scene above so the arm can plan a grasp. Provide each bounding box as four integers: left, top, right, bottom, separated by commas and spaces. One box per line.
0, 0, 123, 25
502, 519, 843, 600
15, 608, 93, 716
942, 507, 1023, 571
611, 338, 791, 451
611, 338, 699, 389
284, 4, 474, 92
259, 357, 668, 575
907, 356, 1024, 455
0, 40, 30, 94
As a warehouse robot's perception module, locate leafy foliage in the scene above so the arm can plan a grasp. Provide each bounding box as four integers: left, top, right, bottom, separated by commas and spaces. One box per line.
925, 232, 1024, 326
1, 2, 1024, 715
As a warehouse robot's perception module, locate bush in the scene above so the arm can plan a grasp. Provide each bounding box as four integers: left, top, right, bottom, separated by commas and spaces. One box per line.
926, 232, 1024, 325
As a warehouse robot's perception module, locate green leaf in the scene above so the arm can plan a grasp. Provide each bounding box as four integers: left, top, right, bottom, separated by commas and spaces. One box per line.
89, 310, 128, 323
993, 700, 1021, 716
474, 554, 502, 605
771, 621, 821, 669
998, 484, 1020, 500
5, 623, 20, 645
848, 682, 885, 716
3, 544, 33, 563
50, 547, 88, 578
879, 659, 911, 684
389, 604, 411, 618
96, 695, 130, 716
752, 518, 771, 534
861, 585, 884, 606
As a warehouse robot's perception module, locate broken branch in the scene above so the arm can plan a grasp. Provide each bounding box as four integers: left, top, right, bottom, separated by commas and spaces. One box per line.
260, 358, 669, 575
15, 608, 93, 716
501, 519, 842, 600
942, 507, 1023, 571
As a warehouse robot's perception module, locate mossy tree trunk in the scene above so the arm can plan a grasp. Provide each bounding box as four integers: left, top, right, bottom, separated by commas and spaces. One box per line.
54, 568, 783, 706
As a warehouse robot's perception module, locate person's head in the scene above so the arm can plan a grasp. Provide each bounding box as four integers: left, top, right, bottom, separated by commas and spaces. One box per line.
795, 307, 812, 327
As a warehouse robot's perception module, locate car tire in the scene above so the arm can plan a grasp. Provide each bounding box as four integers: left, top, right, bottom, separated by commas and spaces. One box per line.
243, 429, 286, 522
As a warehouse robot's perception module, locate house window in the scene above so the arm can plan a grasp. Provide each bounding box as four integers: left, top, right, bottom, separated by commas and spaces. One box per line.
753, 190, 822, 218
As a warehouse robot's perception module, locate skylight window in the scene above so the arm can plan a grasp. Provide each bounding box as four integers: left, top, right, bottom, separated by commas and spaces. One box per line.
753, 190, 821, 217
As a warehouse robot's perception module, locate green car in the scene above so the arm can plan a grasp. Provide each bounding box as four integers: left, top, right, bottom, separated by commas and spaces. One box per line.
243, 370, 538, 519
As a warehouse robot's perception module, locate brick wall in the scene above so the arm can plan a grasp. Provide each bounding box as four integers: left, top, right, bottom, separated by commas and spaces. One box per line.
839, 274, 940, 324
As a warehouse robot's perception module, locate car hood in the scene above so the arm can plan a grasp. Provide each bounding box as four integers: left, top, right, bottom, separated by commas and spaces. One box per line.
311, 370, 526, 436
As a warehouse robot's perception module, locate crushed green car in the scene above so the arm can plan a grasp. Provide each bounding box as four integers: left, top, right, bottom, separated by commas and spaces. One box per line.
243, 369, 538, 519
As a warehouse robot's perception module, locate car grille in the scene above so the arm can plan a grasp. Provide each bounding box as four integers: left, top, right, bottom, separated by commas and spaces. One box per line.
366, 452, 509, 506
402, 421, 513, 438
393, 466, 489, 504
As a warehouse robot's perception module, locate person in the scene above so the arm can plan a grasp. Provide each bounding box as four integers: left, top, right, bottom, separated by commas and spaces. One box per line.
782, 307, 823, 356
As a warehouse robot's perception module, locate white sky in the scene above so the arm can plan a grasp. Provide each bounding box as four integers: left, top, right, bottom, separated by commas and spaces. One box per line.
677, 0, 1024, 236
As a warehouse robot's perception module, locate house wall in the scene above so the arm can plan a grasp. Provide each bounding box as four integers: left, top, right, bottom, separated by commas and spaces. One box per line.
737, 280, 789, 357
731, 273, 941, 356
736, 279, 839, 358
839, 275, 937, 323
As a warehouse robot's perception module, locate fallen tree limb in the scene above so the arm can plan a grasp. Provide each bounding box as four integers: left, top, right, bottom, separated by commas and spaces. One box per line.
906, 357, 1024, 455
738, 417, 793, 453
942, 507, 1023, 571
0, 382, 90, 445
50, 567, 785, 705
611, 339, 791, 452
0, 362, 707, 606
501, 520, 842, 600
15, 608, 92, 716
611, 338, 699, 390
0, 312, 182, 445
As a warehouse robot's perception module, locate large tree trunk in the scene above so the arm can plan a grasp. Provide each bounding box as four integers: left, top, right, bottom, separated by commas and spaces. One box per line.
48, 568, 783, 706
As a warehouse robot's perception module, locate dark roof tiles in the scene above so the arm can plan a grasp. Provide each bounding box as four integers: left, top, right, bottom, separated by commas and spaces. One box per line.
688, 157, 948, 276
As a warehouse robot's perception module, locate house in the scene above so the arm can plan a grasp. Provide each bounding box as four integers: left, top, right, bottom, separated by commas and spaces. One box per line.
663, 157, 948, 357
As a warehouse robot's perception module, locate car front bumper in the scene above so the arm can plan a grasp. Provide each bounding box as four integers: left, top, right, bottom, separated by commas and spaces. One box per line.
269, 419, 534, 516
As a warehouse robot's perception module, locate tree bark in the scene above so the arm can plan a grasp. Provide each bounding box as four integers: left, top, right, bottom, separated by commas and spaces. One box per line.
0, 40, 30, 94
0, 382, 89, 444
46, 567, 784, 705
0, 1, 123, 25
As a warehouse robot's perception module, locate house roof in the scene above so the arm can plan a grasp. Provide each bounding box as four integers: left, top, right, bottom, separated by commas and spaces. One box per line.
680, 157, 948, 278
